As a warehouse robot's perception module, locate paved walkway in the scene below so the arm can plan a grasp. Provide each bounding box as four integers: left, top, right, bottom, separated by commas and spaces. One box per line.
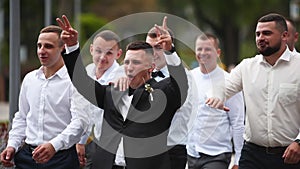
0, 102, 9, 122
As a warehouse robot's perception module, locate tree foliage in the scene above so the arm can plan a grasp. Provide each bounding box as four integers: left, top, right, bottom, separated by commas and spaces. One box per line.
160, 0, 289, 67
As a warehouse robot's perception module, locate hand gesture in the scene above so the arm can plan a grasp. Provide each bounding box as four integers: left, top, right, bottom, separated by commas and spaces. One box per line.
0, 146, 15, 167
56, 15, 78, 47
113, 77, 130, 91
282, 142, 300, 164
154, 16, 173, 52
76, 144, 86, 167
32, 142, 56, 164
205, 97, 230, 112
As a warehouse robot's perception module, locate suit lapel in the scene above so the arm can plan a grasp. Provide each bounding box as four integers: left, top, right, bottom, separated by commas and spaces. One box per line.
127, 79, 157, 118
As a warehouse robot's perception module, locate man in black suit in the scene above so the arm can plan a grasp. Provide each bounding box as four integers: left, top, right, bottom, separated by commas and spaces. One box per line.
57, 15, 188, 169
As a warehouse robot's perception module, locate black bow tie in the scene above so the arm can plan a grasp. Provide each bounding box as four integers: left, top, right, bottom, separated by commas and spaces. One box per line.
128, 87, 135, 96
152, 71, 165, 78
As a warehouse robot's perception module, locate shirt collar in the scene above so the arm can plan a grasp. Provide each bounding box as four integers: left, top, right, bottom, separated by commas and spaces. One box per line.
258, 46, 291, 65
98, 60, 120, 82
154, 65, 169, 77
35, 65, 67, 79
199, 66, 220, 79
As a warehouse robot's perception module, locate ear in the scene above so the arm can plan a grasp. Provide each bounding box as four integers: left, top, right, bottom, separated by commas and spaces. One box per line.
61, 45, 65, 53
90, 44, 93, 54
115, 49, 123, 60
294, 32, 299, 43
148, 63, 156, 72
282, 31, 288, 41
216, 48, 221, 57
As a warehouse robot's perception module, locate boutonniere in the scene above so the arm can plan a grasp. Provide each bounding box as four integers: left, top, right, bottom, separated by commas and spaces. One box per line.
144, 83, 154, 101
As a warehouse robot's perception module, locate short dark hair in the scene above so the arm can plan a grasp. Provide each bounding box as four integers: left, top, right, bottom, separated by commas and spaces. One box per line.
197, 33, 220, 49
286, 17, 297, 33
258, 13, 287, 33
40, 25, 64, 47
93, 30, 121, 48
126, 41, 154, 56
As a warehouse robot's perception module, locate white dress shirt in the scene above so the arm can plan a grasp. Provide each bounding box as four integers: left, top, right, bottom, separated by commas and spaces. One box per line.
225, 47, 300, 147
153, 63, 197, 146
7, 66, 88, 152
82, 61, 121, 141
187, 66, 245, 165
291, 48, 299, 55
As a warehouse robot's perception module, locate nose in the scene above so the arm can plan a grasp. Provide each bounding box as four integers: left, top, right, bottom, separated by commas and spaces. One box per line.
256, 33, 265, 41
38, 45, 45, 54
127, 62, 134, 71
199, 49, 206, 56
98, 53, 106, 60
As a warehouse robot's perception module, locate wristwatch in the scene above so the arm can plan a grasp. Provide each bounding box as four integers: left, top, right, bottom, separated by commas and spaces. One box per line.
294, 139, 300, 145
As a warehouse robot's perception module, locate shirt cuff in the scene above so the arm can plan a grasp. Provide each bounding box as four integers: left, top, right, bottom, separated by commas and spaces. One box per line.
6, 141, 19, 152
234, 152, 241, 165
79, 133, 89, 144
165, 52, 181, 66
65, 43, 79, 54
49, 138, 63, 152
295, 132, 300, 140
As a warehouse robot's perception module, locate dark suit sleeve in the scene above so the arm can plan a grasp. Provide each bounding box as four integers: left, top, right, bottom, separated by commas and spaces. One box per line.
62, 48, 105, 108
167, 62, 188, 107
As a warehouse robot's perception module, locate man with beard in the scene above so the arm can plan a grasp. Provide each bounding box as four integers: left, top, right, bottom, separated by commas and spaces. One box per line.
206, 13, 300, 169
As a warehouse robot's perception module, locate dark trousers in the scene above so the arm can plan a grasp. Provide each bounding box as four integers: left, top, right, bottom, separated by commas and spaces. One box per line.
14, 143, 79, 169
239, 142, 300, 169
168, 145, 187, 169
187, 152, 231, 169
81, 141, 97, 169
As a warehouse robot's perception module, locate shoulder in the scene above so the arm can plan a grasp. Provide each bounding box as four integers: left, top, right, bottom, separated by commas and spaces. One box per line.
242, 55, 261, 64
290, 52, 300, 62
190, 67, 199, 76
23, 69, 39, 81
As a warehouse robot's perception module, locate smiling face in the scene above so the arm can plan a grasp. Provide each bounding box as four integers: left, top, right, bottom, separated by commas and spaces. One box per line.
37, 32, 64, 69
255, 21, 284, 57
90, 37, 122, 78
195, 36, 220, 73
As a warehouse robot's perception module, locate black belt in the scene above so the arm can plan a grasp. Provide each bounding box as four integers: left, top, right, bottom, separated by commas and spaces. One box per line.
24, 143, 37, 152
112, 165, 126, 169
245, 142, 287, 155
24, 143, 75, 153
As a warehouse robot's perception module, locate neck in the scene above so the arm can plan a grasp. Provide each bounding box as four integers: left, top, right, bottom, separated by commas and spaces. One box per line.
95, 69, 105, 79
43, 58, 64, 78
155, 63, 167, 71
199, 64, 216, 74
264, 46, 286, 66
129, 71, 151, 89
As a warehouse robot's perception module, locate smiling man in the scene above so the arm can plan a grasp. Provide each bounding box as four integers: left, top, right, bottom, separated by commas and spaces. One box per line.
57, 15, 188, 169
206, 13, 300, 169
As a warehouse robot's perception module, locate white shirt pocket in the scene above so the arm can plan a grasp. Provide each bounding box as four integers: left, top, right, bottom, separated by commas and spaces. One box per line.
278, 83, 298, 106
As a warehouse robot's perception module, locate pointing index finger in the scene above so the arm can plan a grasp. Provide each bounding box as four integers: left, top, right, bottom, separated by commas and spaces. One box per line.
162, 16, 168, 30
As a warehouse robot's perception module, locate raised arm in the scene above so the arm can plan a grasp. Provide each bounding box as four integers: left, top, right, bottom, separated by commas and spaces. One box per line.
56, 15, 106, 108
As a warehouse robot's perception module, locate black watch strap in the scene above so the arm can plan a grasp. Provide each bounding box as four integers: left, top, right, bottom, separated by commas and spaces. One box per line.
294, 139, 300, 145
164, 45, 176, 55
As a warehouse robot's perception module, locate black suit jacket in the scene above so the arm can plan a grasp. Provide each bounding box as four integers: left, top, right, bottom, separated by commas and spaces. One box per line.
63, 49, 188, 169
